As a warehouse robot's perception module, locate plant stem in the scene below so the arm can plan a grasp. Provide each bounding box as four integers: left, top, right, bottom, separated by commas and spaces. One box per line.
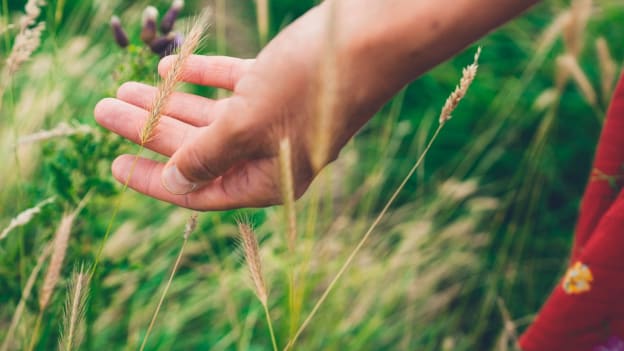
285, 124, 445, 350
1, 245, 51, 351
263, 303, 279, 351
27, 311, 43, 351
90, 151, 142, 279
138, 236, 189, 351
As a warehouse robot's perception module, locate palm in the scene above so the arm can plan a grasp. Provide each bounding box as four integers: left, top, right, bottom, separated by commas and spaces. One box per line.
95, 56, 286, 210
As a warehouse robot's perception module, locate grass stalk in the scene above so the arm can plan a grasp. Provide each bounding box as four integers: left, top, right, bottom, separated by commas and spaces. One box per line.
26, 312, 43, 351
27, 194, 90, 351
0, 245, 51, 351
285, 123, 445, 350
256, 0, 269, 46
90, 9, 211, 278
90, 153, 141, 278
286, 48, 481, 350
278, 139, 300, 335
139, 212, 199, 351
263, 303, 279, 351
238, 222, 278, 351
59, 266, 90, 351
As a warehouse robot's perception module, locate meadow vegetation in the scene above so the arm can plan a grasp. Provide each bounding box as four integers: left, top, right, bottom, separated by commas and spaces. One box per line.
0, 0, 623, 350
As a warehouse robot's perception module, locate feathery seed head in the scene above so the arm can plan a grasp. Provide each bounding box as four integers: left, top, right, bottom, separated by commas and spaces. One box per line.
38, 196, 89, 312
439, 47, 481, 125
0, 197, 55, 241
40, 212, 77, 310
59, 266, 90, 351
140, 8, 211, 144
23, 0, 44, 28
5, 21, 45, 76
183, 212, 199, 240
238, 222, 268, 306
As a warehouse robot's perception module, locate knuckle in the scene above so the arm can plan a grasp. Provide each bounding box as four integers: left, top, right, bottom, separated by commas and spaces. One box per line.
224, 117, 255, 153
184, 146, 220, 182
144, 162, 162, 194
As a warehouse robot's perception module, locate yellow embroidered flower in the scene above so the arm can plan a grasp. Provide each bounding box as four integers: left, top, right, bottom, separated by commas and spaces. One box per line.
562, 261, 593, 295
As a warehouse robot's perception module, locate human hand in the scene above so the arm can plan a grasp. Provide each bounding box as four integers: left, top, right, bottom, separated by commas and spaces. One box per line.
95, 0, 539, 211
95, 3, 393, 210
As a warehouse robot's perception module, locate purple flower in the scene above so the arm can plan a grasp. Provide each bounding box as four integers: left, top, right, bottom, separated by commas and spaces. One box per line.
160, 0, 184, 34
110, 16, 129, 48
149, 33, 176, 57
140, 6, 158, 45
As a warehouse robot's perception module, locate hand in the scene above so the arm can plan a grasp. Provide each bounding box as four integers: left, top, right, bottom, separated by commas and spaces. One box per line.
95, 0, 539, 211
95, 4, 384, 210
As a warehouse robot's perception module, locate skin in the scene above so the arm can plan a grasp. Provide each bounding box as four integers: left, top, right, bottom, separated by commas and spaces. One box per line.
94, 0, 541, 211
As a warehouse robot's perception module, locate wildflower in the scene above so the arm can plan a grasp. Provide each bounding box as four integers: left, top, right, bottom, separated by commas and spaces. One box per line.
562, 261, 593, 294
111, 16, 129, 48
141, 6, 158, 45
161, 0, 184, 34
149, 32, 176, 57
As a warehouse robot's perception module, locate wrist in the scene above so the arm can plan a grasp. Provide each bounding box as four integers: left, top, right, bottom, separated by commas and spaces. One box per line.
328, 0, 541, 101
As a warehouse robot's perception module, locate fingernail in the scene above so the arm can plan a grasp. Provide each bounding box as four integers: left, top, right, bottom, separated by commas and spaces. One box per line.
162, 165, 197, 195
112, 157, 130, 183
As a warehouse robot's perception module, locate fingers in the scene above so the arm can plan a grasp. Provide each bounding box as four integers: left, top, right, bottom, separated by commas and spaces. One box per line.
111, 155, 279, 210
158, 55, 254, 89
159, 114, 256, 195
94, 98, 196, 157
116, 82, 218, 127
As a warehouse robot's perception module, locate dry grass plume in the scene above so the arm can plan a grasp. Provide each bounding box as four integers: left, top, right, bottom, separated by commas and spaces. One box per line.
0, 197, 55, 241
439, 47, 481, 124
237, 221, 278, 351
139, 8, 212, 144
59, 266, 90, 351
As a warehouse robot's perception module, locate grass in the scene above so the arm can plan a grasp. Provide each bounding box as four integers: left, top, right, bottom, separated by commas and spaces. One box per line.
0, 0, 623, 350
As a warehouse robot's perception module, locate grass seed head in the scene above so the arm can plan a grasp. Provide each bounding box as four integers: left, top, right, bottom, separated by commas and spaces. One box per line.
0, 197, 55, 241
59, 266, 90, 351
183, 212, 199, 240
237, 221, 268, 306
439, 47, 481, 125
40, 212, 77, 310
140, 8, 211, 144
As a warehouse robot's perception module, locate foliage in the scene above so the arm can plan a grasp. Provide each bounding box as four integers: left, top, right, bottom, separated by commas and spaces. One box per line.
0, 0, 623, 350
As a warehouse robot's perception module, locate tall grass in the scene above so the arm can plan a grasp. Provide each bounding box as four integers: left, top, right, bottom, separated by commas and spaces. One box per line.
0, 1, 622, 350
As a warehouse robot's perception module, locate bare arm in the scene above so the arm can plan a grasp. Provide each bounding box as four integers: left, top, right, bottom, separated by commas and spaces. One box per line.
95, 0, 541, 210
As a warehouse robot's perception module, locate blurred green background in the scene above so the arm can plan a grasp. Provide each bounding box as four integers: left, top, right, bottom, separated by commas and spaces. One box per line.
1, 0, 623, 350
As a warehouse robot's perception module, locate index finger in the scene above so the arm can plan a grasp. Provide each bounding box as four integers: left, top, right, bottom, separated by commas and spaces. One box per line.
158, 55, 254, 90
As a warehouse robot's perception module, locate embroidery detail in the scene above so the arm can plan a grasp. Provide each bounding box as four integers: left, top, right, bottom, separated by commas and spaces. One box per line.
592, 336, 624, 351
590, 168, 623, 190
562, 261, 593, 295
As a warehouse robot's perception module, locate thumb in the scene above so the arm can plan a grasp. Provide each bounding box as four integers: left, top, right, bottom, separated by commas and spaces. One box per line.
161, 113, 253, 195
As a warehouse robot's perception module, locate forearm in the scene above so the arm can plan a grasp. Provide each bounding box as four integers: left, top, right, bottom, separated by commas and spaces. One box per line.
331, 0, 541, 119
